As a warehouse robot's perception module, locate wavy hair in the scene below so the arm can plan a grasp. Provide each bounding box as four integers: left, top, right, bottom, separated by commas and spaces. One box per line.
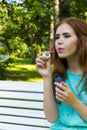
51, 17, 87, 92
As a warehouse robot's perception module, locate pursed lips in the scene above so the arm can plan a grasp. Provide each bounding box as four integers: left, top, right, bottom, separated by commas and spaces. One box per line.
58, 47, 64, 53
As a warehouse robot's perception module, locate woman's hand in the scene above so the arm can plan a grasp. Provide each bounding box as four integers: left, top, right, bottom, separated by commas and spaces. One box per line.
54, 82, 77, 106
36, 52, 52, 78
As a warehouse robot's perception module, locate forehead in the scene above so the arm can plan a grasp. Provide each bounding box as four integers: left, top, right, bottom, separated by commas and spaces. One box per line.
56, 23, 75, 34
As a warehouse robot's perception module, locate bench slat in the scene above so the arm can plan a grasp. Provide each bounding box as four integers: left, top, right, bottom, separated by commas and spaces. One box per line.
0, 115, 51, 127
0, 123, 50, 130
0, 91, 43, 101
0, 81, 43, 92
0, 100, 43, 109
0, 108, 45, 118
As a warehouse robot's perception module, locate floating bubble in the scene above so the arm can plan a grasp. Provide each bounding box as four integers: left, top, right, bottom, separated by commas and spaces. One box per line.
0, 42, 9, 62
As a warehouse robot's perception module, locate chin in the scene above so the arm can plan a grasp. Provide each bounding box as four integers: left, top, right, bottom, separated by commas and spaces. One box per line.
58, 53, 70, 59
58, 55, 66, 59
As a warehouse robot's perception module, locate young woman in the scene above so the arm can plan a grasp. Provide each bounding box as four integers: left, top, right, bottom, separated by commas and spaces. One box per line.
36, 17, 87, 129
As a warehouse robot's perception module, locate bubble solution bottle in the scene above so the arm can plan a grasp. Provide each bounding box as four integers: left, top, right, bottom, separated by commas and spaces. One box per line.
54, 77, 64, 91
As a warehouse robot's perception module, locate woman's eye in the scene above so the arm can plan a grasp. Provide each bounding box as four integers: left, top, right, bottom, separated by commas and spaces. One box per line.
55, 36, 59, 40
64, 35, 71, 38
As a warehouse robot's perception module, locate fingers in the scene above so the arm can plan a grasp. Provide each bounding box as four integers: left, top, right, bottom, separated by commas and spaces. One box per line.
54, 82, 71, 103
55, 88, 65, 102
36, 57, 46, 68
36, 51, 51, 69
54, 82, 67, 91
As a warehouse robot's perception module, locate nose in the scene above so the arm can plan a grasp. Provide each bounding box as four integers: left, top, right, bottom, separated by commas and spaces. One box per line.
58, 36, 64, 44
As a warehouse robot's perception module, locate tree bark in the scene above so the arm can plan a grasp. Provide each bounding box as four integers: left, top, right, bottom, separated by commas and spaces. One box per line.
49, 0, 60, 46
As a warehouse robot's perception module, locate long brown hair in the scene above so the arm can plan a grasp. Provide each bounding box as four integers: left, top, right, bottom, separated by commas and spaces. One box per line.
51, 17, 87, 92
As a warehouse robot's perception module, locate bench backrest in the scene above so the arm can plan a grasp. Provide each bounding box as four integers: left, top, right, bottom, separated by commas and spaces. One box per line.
0, 81, 51, 130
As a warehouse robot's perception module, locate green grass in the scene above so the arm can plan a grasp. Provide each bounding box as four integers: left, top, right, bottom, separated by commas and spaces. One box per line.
5, 58, 43, 82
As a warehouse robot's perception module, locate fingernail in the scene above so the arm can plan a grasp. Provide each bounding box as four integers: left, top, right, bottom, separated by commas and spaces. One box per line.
57, 86, 64, 91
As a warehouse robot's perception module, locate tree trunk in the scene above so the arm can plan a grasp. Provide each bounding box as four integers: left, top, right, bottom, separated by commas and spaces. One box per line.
32, 49, 37, 64
49, 0, 60, 46
54, 0, 60, 23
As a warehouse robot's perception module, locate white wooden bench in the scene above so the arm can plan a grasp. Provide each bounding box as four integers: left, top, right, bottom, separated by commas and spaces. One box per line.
0, 81, 51, 130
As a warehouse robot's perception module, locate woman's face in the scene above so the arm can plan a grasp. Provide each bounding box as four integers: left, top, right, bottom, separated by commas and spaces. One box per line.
55, 23, 78, 59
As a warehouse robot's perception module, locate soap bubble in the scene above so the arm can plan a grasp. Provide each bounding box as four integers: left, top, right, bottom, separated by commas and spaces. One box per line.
0, 42, 9, 62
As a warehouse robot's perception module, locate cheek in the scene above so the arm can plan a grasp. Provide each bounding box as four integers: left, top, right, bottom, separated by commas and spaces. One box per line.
67, 40, 77, 52
68, 43, 77, 51
68, 46, 77, 55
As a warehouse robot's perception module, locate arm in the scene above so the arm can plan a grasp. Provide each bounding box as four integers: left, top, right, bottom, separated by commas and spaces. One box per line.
55, 82, 87, 121
72, 97, 87, 121
36, 55, 58, 123
43, 76, 58, 123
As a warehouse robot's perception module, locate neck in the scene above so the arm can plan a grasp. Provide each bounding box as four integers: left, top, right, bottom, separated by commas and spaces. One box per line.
66, 56, 83, 75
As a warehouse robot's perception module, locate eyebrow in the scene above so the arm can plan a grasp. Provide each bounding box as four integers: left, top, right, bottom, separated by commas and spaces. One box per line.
55, 32, 71, 36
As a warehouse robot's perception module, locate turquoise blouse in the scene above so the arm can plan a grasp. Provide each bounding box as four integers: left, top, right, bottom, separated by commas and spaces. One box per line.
50, 70, 87, 130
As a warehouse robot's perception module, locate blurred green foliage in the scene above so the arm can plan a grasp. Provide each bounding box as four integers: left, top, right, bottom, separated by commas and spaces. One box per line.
0, 0, 87, 80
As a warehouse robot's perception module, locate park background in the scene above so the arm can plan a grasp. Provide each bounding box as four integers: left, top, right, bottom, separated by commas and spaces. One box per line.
0, 0, 87, 82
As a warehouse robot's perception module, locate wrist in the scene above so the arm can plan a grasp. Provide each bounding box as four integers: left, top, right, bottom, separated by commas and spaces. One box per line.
43, 73, 52, 80
43, 75, 53, 91
43, 74, 52, 83
72, 97, 79, 108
